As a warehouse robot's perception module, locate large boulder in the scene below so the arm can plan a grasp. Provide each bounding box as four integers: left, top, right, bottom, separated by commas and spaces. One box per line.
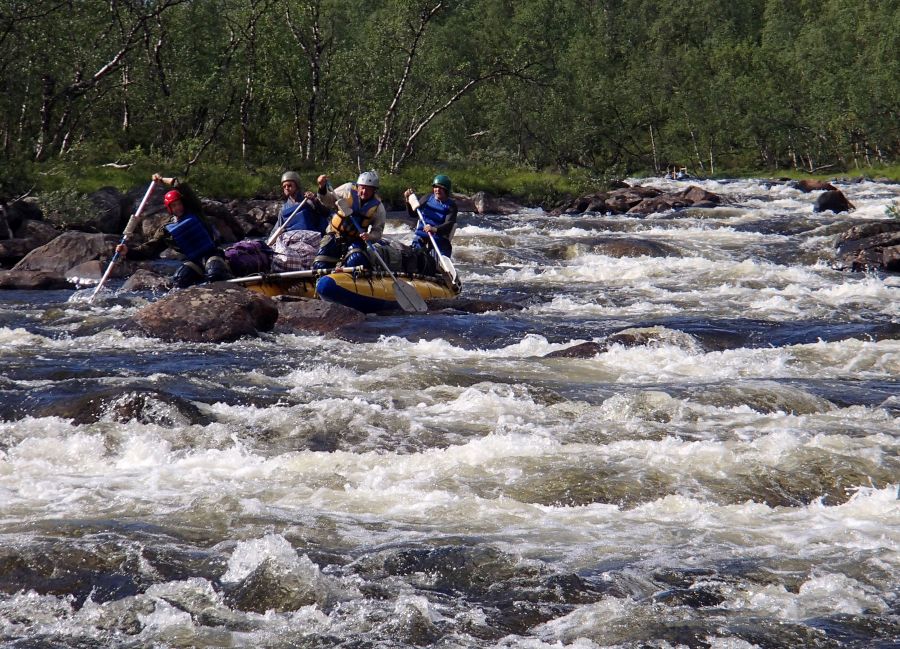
0, 219, 64, 266
0, 270, 74, 290
15, 218, 60, 245
3, 198, 43, 232
0, 239, 33, 267
86, 186, 127, 233
471, 191, 524, 215
554, 185, 722, 217
130, 283, 278, 342
202, 199, 245, 243
12, 231, 115, 274
453, 193, 476, 212
833, 221, 900, 273
0, 204, 10, 240
274, 296, 365, 334
628, 194, 693, 215
814, 190, 854, 214
603, 186, 661, 213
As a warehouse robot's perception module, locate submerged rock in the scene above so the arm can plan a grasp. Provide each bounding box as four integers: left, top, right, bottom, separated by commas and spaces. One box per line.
131, 283, 278, 342
274, 296, 365, 334
22, 386, 211, 425
544, 341, 606, 358
121, 269, 171, 293
792, 179, 837, 192
426, 297, 525, 313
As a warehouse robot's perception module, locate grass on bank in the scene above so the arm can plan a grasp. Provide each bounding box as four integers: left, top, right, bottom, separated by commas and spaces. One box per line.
6, 149, 900, 211
14, 156, 602, 208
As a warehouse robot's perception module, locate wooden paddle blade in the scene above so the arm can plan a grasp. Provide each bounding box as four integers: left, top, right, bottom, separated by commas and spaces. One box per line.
393, 279, 428, 313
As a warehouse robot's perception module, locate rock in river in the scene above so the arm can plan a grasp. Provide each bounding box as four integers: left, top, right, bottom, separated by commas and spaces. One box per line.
130, 282, 278, 342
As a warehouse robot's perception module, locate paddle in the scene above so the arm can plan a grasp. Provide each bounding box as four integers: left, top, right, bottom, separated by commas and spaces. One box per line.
89, 179, 157, 302
266, 197, 309, 246
407, 193, 459, 285
228, 268, 327, 284
344, 210, 427, 313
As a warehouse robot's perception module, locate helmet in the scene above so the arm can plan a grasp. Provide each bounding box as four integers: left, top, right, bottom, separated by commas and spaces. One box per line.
281, 170, 301, 185
356, 170, 379, 188
163, 189, 182, 212
432, 174, 452, 193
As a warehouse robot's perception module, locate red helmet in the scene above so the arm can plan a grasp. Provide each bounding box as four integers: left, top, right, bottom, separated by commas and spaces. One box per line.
163, 189, 182, 212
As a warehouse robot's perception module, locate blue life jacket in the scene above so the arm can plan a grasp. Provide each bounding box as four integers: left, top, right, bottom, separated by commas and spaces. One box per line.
281, 200, 328, 234
415, 194, 453, 242
165, 214, 216, 262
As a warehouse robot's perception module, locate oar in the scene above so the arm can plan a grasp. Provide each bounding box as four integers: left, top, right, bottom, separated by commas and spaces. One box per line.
228, 268, 326, 284
407, 193, 459, 285
345, 212, 427, 313
266, 197, 309, 246
89, 179, 157, 302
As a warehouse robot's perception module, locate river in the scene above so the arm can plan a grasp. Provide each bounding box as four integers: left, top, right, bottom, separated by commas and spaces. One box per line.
1, 177, 898, 648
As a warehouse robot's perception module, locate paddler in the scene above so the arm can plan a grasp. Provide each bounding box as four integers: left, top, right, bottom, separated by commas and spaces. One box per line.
312, 170, 386, 270
115, 173, 231, 288
403, 173, 457, 258
268, 170, 330, 270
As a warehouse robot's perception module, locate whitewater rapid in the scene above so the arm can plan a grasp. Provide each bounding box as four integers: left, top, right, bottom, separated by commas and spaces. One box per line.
0, 177, 897, 648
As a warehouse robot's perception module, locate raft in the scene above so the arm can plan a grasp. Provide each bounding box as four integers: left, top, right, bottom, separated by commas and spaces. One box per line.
230, 268, 460, 312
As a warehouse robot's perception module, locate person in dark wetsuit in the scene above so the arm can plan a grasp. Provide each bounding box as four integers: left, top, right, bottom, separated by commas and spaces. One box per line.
116, 173, 231, 288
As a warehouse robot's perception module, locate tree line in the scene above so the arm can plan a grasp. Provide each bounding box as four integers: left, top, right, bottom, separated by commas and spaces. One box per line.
1, 0, 898, 182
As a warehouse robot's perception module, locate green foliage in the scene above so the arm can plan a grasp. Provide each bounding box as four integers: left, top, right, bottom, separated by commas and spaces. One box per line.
0, 157, 37, 202
1, 0, 898, 177
37, 189, 96, 229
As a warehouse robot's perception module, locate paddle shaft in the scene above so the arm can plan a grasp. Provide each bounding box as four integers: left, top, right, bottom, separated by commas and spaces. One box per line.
228, 268, 326, 284
266, 197, 308, 246
89, 180, 157, 302
415, 208, 456, 274
346, 213, 427, 313
408, 193, 458, 283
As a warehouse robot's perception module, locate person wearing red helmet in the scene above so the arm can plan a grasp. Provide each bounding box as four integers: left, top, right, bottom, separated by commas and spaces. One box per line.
116, 173, 231, 288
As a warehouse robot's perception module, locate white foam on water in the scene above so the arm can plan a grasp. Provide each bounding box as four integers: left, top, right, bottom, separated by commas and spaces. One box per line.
0, 326, 49, 349
221, 533, 307, 582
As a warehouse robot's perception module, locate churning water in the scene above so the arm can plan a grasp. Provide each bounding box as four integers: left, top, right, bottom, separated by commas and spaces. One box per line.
0, 178, 898, 648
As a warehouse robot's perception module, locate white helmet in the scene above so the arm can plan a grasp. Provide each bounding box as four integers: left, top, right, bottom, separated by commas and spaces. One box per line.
281, 170, 301, 184
356, 170, 379, 188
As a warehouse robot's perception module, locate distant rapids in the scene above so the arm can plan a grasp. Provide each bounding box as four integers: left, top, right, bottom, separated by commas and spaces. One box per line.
1, 178, 898, 648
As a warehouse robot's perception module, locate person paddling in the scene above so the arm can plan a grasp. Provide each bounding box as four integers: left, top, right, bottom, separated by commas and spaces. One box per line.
268, 170, 330, 270
269, 171, 329, 240
115, 174, 231, 288
312, 171, 386, 270
404, 174, 457, 259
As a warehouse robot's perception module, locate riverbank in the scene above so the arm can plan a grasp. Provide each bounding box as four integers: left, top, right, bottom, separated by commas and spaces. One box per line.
6, 153, 900, 211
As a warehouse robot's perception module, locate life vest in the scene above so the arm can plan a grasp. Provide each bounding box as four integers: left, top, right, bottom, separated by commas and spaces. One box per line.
331, 186, 381, 238
165, 214, 216, 262
282, 200, 327, 234
415, 194, 454, 241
